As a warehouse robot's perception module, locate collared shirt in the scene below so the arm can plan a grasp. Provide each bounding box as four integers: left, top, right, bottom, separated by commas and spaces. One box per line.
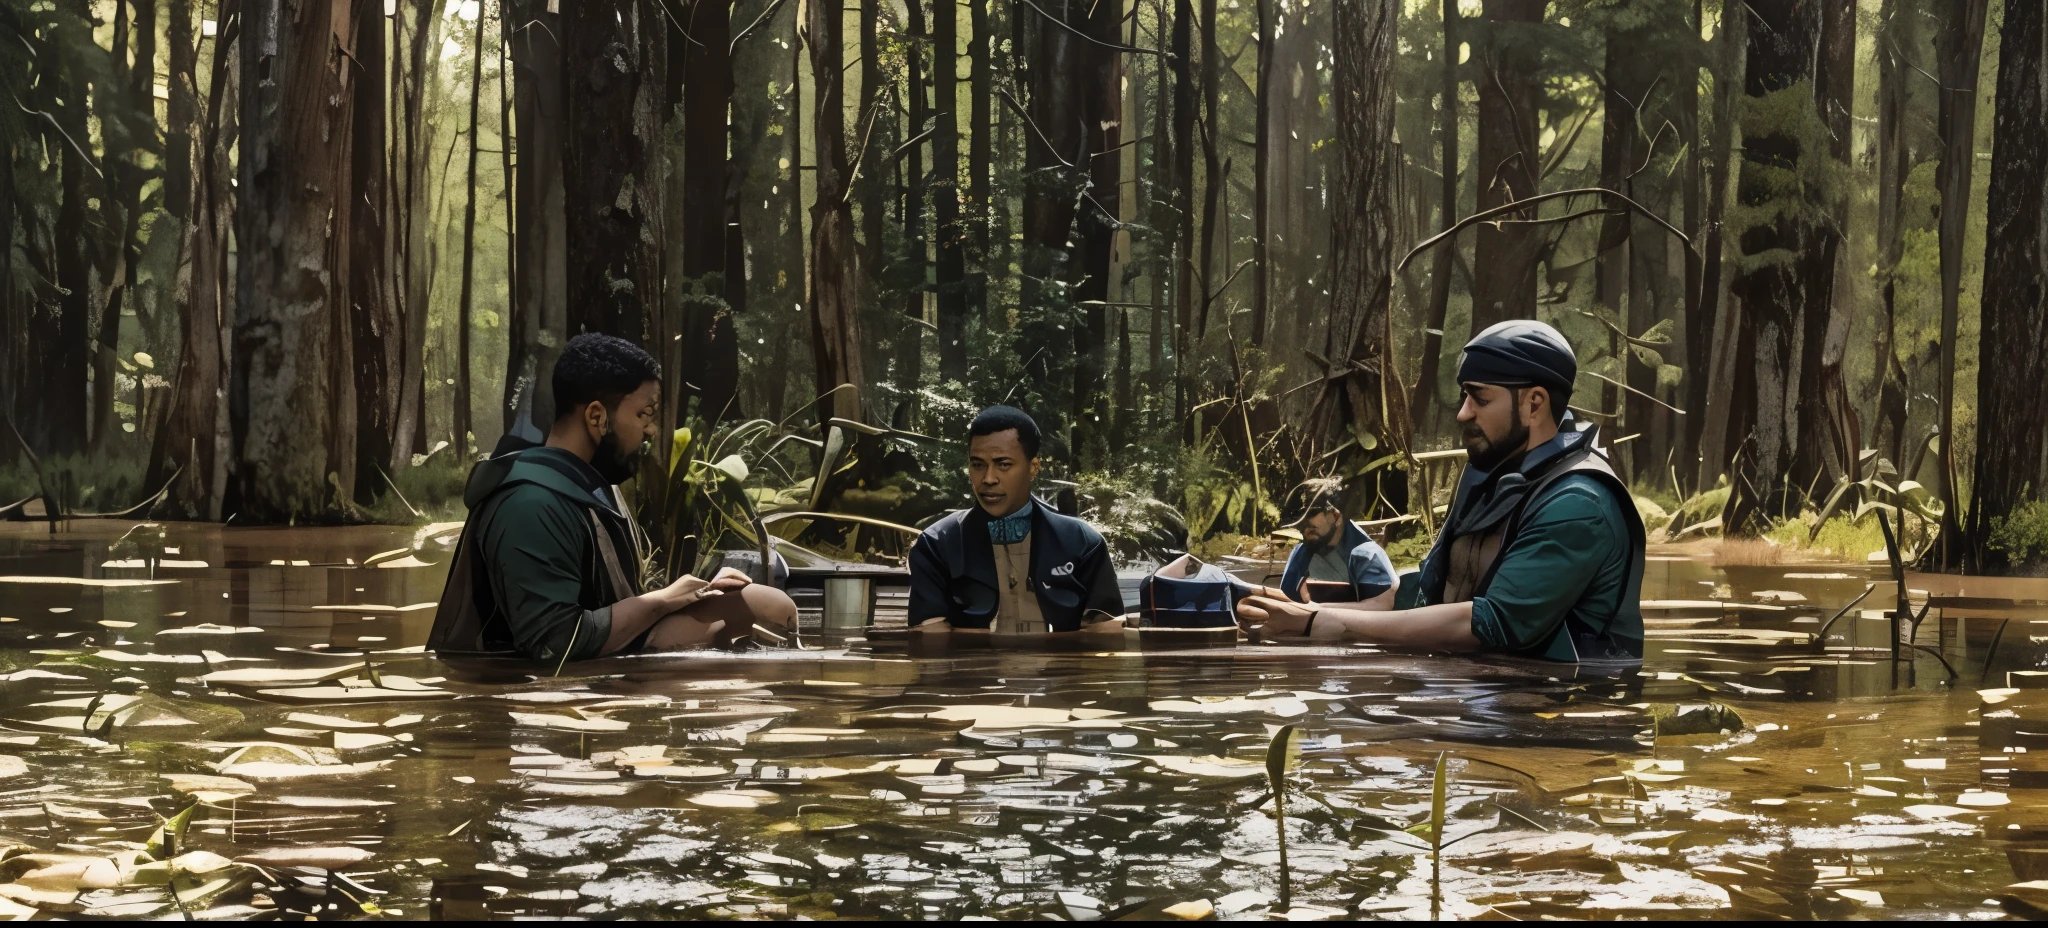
991, 534, 1048, 634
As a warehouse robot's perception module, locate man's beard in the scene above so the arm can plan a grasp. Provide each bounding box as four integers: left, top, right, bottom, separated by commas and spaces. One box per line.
1463, 418, 1530, 473
591, 428, 646, 485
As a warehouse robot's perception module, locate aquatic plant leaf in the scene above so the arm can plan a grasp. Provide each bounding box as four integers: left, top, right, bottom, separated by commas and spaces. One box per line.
41, 803, 110, 824
17, 857, 121, 891
253, 681, 455, 702
141, 803, 197, 860
162, 773, 253, 796
1265, 725, 1299, 786
689, 789, 779, 809
270, 796, 394, 808
216, 760, 392, 780
1151, 755, 1265, 779
923, 705, 1081, 726
1427, 751, 1449, 845
1162, 899, 1213, 920
282, 712, 377, 730
200, 664, 362, 686
333, 732, 401, 751
508, 711, 628, 732
0, 757, 24, 781
1150, 695, 1311, 717
236, 846, 374, 869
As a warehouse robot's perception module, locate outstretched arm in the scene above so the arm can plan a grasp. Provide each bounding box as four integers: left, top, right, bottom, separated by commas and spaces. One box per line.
1237, 595, 1480, 651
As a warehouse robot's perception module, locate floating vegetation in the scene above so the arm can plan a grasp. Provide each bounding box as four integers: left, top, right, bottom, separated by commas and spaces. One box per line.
0, 523, 2040, 918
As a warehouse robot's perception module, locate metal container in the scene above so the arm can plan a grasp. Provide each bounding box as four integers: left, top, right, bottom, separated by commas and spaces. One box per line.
822, 576, 875, 630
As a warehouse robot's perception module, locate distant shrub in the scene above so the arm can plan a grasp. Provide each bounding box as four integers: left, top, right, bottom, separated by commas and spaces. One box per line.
1988, 500, 2048, 567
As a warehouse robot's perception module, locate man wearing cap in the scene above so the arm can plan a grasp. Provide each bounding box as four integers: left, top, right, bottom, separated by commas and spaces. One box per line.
1240, 320, 1645, 662
1250, 478, 1400, 609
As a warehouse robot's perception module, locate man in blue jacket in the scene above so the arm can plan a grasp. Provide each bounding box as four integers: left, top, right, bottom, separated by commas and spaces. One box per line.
1263, 478, 1399, 609
907, 407, 1126, 636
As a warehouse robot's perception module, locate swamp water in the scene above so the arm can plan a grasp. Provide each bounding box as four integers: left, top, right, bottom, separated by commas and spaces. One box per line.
1, 521, 2047, 920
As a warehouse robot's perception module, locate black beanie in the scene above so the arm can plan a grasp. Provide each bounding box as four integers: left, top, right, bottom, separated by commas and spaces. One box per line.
1456, 320, 1577, 413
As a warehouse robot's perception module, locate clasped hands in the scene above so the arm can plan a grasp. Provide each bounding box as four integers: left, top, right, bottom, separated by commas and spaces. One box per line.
650, 566, 754, 613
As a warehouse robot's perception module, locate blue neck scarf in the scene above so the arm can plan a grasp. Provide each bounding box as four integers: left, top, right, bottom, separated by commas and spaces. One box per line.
988, 501, 1036, 546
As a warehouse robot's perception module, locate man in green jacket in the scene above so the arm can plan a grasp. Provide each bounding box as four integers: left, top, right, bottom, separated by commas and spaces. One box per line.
1238, 321, 1644, 662
428, 333, 796, 667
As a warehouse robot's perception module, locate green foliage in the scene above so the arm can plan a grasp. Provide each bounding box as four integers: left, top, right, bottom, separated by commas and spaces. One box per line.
1728, 81, 1849, 274
1177, 432, 1267, 541
1384, 531, 1434, 570
1766, 512, 1887, 563
1667, 482, 1730, 537
1987, 500, 2048, 567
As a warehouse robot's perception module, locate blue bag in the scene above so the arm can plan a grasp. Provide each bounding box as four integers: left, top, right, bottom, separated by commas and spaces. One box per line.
1137, 555, 1241, 629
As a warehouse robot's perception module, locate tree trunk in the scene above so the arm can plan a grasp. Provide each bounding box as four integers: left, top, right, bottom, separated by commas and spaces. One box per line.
859, 0, 888, 284
1323, 0, 1402, 513
808, 0, 866, 423
968, 0, 993, 330
898, 0, 928, 396
453, 9, 488, 453
1068, 0, 1122, 469
1170, 0, 1195, 426
1411, 0, 1459, 438
234, 0, 363, 521
1470, 0, 1544, 331
1019, 0, 1088, 458
1249, 0, 1272, 347
96, 0, 156, 452
508, 0, 568, 434
1720, 0, 1820, 535
1870, 0, 1911, 470
1691, 0, 1741, 490
1596, 20, 1647, 450
934, 0, 969, 383
1969, 0, 2048, 573
391, 0, 441, 467
1789, 0, 1858, 502
34, 2, 93, 459
1195, 0, 1220, 344
1932, 0, 1988, 567
562, 0, 664, 345
349, 0, 397, 503
151, 0, 240, 519
679, 0, 742, 422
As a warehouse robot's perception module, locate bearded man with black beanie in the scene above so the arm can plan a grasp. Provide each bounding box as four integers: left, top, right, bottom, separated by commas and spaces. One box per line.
1239, 321, 1645, 662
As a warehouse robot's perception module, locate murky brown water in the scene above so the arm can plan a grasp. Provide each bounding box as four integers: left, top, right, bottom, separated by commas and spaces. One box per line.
2, 520, 2046, 920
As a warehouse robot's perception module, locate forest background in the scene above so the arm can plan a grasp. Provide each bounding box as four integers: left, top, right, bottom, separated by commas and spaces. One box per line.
5, 0, 2048, 578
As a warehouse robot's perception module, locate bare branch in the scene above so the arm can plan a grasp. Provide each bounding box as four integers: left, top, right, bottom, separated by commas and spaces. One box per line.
729, 0, 794, 54
1014, 0, 1167, 57
1397, 187, 1694, 273
997, 89, 1074, 168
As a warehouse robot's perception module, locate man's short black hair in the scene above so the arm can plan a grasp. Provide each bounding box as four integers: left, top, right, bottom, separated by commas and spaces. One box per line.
968, 406, 1041, 459
552, 333, 661, 418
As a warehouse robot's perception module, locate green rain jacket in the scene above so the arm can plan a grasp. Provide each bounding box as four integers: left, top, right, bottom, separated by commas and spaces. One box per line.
427, 447, 645, 666
1399, 419, 1646, 662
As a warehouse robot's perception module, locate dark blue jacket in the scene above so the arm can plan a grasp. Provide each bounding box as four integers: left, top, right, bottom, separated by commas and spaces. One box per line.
907, 502, 1126, 631
1277, 519, 1398, 603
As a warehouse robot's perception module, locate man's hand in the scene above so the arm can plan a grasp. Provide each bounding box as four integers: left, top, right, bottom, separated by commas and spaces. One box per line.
1238, 595, 1317, 637
652, 574, 722, 612
708, 566, 753, 593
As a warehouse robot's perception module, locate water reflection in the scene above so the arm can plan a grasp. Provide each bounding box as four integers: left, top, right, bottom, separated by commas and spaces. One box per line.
0, 521, 2043, 919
